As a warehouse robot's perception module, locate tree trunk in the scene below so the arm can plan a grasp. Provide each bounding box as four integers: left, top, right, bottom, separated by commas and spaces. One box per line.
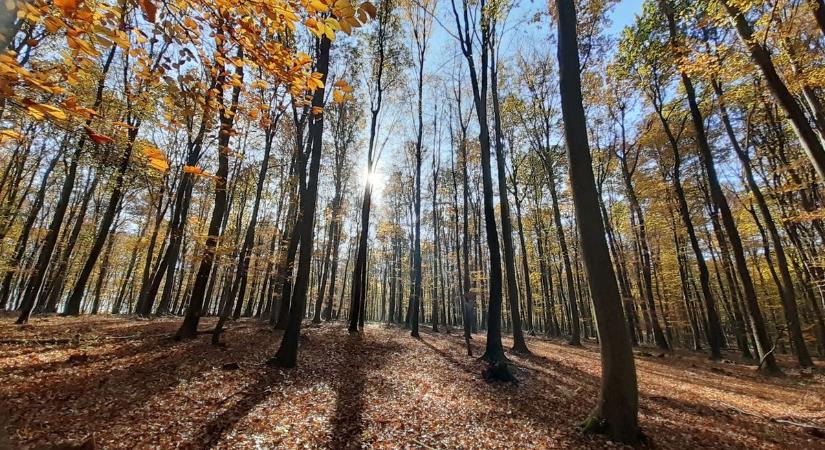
16, 46, 117, 324
0, 153, 58, 309
661, 1, 780, 372
513, 186, 535, 335
64, 126, 138, 316
617, 146, 668, 350
721, 0, 825, 181
544, 163, 581, 346
91, 213, 120, 315
556, 0, 639, 442
491, 48, 528, 353
267, 35, 331, 368
714, 80, 812, 367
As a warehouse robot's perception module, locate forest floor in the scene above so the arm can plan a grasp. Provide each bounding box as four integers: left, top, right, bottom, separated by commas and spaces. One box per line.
0, 314, 824, 449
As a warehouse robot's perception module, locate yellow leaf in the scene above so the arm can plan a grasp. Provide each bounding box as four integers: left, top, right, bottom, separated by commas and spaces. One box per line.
310, 0, 329, 12
325, 17, 340, 31
110, 32, 130, 49
143, 145, 164, 159
148, 159, 170, 172
67, 35, 100, 57
0, 129, 23, 143
23, 100, 67, 121
280, 8, 299, 22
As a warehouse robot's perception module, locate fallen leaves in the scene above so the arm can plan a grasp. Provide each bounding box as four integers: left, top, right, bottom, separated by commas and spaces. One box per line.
0, 315, 822, 449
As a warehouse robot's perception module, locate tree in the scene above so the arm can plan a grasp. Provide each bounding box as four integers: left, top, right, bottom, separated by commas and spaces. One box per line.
405, 0, 435, 338
178, 39, 244, 339
451, 0, 508, 366
661, 0, 786, 371
348, 0, 400, 333
489, 2, 529, 354
719, 0, 825, 181
555, 0, 639, 442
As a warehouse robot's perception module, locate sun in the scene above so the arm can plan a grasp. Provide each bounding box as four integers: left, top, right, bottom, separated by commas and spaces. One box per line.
366, 169, 382, 187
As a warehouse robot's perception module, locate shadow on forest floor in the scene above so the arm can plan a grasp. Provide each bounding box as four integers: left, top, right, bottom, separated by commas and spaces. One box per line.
0, 316, 823, 449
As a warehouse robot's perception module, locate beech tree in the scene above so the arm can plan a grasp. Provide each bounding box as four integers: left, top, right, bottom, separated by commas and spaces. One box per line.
555, 0, 639, 442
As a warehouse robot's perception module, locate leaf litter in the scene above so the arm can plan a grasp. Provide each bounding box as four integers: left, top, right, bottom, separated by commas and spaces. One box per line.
0, 315, 823, 449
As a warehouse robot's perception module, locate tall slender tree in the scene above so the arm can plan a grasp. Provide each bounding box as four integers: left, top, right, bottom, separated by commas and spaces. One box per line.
556, 0, 639, 442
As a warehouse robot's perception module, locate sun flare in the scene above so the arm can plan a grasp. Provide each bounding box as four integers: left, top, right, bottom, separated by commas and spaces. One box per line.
366, 169, 382, 187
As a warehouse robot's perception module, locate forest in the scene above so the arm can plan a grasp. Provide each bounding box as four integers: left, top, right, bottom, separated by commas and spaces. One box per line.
0, 0, 824, 448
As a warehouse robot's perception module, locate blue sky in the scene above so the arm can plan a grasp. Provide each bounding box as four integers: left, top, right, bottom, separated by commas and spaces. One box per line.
609, 0, 645, 36
365, 0, 648, 200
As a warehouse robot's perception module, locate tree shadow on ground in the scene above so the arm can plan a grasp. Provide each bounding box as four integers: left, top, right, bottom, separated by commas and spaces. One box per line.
193, 370, 287, 448
328, 332, 400, 450
185, 325, 402, 449
0, 321, 266, 447
3, 318, 822, 449
419, 329, 822, 449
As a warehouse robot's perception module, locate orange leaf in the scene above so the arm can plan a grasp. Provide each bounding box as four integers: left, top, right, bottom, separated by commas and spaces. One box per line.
142, 145, 164, 159
139, 0, 157, 23
84, 126, 114, 144
148, 159, 169, 172
54, 0, 81, 15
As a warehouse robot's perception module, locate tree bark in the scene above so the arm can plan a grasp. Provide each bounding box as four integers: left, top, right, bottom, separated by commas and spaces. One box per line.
267, 34, 331, 368
556, 0, 639, 442
491, 43, 528, 353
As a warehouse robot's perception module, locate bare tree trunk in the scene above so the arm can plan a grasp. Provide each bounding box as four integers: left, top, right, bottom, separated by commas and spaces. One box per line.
65, 125, 138, 316
491, 43, 528, 353
268, 34, 331, 368
544, 162, 581, 346
556, 0, 638, 441
16, 46, 117, 324
0, 152, 58, 309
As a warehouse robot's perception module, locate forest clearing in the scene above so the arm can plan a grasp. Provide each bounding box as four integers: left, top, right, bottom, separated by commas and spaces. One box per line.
3, 0, 825, 447
1, 315, 823, 449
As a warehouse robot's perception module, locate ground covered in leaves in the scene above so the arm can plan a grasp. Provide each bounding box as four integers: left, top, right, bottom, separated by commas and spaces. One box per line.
0, 315, 823, 449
